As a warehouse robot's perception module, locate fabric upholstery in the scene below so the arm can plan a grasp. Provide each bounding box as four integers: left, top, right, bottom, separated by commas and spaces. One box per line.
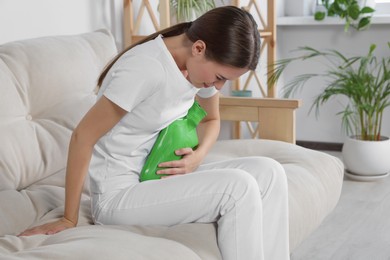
0, 29, 115, 191
0, 30, 344, 259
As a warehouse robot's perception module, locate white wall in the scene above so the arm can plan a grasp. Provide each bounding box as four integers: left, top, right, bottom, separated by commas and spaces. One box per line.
0, 0, 124, 48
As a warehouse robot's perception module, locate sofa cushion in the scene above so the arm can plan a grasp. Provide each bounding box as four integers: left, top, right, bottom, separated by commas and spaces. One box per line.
0, 29, 117, 190
0, 225, 215, 260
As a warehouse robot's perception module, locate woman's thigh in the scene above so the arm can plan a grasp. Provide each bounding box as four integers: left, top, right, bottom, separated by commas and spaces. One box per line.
93, 168, 261, 227
197, 156, 286, 199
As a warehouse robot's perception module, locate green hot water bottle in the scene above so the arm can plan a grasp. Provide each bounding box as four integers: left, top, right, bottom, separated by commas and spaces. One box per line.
140, 101, 207, 182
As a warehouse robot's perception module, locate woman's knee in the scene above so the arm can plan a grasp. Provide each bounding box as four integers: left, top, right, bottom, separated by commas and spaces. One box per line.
220, 169, 261, 205
244, 157, 288, 198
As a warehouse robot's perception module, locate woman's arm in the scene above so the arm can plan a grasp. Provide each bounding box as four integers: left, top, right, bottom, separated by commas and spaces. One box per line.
19, 96, 127, 236
157, 93, 220, 176
194, 93, 220, 158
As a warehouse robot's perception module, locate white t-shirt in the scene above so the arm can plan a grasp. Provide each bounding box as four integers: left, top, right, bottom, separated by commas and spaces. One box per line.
89, 35, 218, 194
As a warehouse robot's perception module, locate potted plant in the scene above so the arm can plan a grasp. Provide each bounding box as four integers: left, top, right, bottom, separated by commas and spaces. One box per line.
268, 43, 390, 180
314, 0, 376, 31
170, 0, 216, 22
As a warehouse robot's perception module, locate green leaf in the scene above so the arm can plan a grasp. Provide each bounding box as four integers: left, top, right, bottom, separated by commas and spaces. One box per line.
358, 17, 371, 30
314, 11, 326, 20
361, 7, 375, 14
328, 9, 336, 17
369, 44, 376, 54
348, 4, 360, 20
322, 0, 330, 9
332, 2, 343, 13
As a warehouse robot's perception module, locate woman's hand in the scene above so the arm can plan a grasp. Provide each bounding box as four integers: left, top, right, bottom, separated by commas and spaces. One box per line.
157, 148, 203, 177
18, 217, 76, 236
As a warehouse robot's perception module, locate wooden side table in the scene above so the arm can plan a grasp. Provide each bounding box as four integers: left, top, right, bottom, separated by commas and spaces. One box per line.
219, 96, 302, 144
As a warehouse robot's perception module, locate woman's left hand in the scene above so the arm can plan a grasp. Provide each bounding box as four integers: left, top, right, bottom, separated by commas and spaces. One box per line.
156, 148, 203, 177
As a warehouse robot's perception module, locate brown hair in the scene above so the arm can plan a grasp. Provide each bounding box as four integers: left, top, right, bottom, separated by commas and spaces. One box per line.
97, 6, 260, 87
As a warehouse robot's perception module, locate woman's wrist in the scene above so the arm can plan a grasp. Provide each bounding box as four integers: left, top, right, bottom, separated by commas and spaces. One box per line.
62, 216, 77, 226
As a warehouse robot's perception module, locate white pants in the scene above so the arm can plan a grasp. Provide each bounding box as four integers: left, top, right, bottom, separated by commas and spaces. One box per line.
91, 157, 290, 260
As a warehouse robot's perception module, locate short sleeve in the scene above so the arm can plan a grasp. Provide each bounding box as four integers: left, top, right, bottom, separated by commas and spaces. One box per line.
197, 86, 218, 98
101, 55, 164, 112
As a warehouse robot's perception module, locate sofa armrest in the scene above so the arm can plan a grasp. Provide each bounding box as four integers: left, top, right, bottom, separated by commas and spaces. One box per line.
219, 96, 302, 144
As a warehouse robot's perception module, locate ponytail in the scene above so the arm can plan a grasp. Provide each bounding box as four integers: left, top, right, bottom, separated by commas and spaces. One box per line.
97, 22, 192, 87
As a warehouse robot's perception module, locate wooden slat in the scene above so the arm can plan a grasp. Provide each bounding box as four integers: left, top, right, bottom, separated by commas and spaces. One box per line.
158, 0, 170, 29
259, 31, 273, 37
220, 96, 301, 109
219, 106, 259, 122
123, 0, 132, 47
267, 0, 277, 97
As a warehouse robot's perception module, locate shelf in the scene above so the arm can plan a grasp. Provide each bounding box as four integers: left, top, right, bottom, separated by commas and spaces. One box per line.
277, 14, 390, 26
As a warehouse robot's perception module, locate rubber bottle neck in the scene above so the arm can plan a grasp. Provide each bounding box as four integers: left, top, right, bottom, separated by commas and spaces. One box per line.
186, 101, 207, 126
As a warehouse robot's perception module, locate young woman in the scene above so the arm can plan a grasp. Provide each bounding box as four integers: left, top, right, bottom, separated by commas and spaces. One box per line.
20, 6, 290, 260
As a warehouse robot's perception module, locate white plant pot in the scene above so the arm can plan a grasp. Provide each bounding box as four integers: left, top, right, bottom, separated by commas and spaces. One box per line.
342, 136, 390, 179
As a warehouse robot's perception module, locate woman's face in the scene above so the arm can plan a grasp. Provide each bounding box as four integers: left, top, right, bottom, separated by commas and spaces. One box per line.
186, 40, 249, 90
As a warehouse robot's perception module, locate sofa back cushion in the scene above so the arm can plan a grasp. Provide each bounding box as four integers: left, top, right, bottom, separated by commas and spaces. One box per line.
0, 29, 117, 190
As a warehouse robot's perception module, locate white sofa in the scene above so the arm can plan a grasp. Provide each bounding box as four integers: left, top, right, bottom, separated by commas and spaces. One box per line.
0, 29, 344, 259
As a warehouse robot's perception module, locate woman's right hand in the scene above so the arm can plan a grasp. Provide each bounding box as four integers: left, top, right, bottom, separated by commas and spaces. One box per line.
18, 217, 76, 236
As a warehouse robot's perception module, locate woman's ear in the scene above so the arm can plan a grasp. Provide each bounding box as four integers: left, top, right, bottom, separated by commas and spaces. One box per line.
192, 40, 206, 56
